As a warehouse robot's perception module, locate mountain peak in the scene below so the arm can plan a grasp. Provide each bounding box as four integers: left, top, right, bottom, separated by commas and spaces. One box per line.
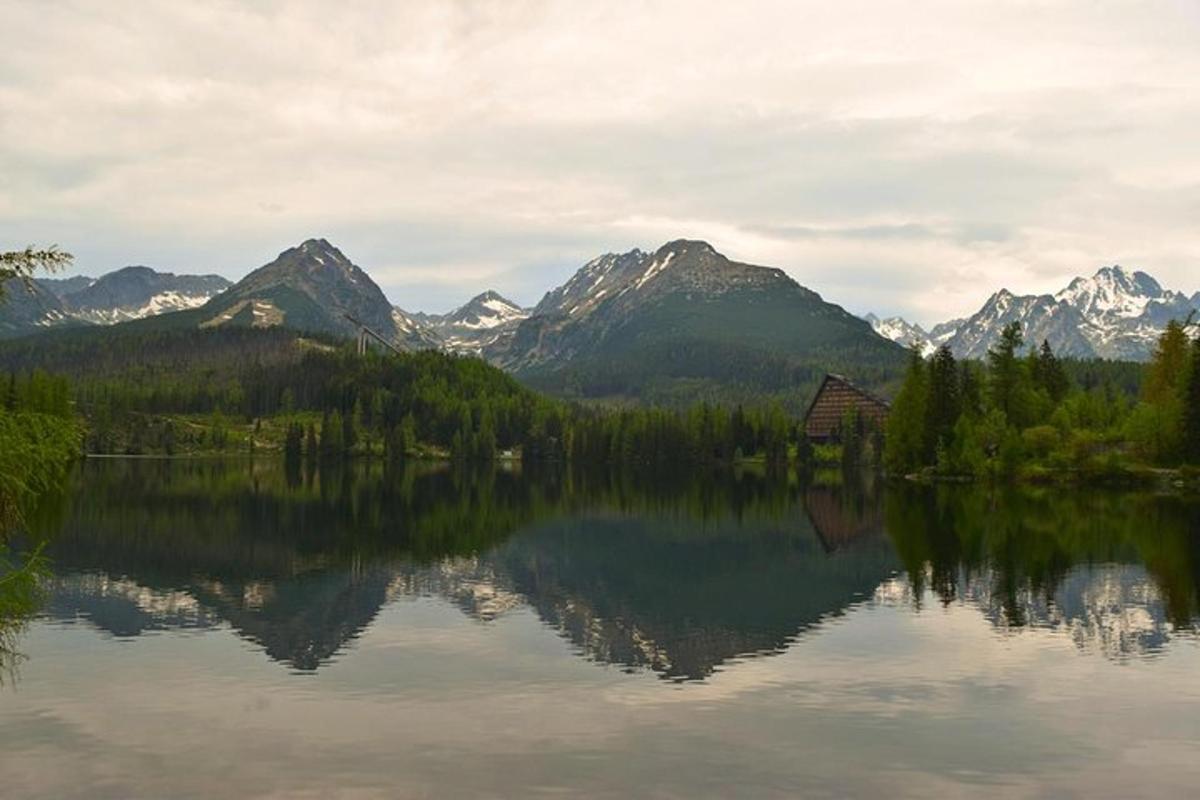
442, 290, 527, 330
291, 237, 355, 272
299, 236, 333, 250
107, 265, 158, 280
1056, 263, 1164, 321
199, 240, 443, 350
658, 238, 716, 255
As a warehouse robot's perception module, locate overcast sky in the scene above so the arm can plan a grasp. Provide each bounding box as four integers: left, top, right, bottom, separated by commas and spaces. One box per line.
3, 1, 1198, 324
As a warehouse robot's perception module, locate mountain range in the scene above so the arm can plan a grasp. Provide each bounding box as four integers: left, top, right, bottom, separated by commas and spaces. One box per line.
0, 266, 230, 337
868, 265, 1200, 361
2, 237, 902, 406
5, 238, 1194, 409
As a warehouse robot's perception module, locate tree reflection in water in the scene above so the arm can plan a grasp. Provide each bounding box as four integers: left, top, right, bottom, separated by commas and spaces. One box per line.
15, 458, 1200, 679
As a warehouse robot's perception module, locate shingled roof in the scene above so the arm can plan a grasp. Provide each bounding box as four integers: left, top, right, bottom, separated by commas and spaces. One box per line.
803, 374, 890, 441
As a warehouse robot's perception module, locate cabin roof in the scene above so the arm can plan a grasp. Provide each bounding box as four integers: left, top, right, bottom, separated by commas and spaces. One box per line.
803, 374, 891, 438
803, 374, 890, 420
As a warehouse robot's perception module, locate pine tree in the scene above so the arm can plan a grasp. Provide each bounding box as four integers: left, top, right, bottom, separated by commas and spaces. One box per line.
884, 347, 929, 474
1183, 337, 1200, 464
959, 361, 981, 419
1034, 339, 1069, 403
1144, 320, 1191, 404
987, 321, 1024, 422
924, 345, 960, 459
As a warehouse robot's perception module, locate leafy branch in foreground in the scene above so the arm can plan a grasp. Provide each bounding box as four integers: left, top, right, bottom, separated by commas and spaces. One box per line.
0, 245, 74, 301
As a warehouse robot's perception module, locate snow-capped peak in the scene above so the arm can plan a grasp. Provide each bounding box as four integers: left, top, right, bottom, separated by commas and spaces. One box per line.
1055, 264, 1163, 319
445, 291, 528, 330
864, 313, 936, 356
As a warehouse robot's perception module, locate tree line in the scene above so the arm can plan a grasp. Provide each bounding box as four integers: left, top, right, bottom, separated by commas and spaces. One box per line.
883, 318, 1200, 479
0, 327, 813, 467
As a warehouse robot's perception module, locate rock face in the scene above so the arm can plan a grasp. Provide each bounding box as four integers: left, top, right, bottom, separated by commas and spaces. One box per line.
198, 238, 439, 349
490, 239, 904, 398
867, 265, 1200, 360
415, 290, 529, 355
56, 266, 231, 325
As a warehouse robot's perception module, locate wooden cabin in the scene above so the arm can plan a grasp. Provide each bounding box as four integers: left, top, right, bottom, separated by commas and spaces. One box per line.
803, 374, 890, 443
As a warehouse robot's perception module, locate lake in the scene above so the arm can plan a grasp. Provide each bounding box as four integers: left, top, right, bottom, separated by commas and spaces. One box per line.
3, 458, 1200, 798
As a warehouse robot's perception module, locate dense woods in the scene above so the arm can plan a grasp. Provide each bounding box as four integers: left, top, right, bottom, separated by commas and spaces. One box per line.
883, 319, 1200, 480
0, 327, 809, 467
2, 309, 1198, 484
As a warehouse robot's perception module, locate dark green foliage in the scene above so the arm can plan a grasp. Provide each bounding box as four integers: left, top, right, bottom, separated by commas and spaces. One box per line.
924, 346, 960, 460
1033, 339, 1070, 403
0, 323, 833, 467
987, 321, 1025, 424
1183, 338, 1200, 464
884, 348, 928, 475
564, 402, 794, 469
884, 314, 1200, 477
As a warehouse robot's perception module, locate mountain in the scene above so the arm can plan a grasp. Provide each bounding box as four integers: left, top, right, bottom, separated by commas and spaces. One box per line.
417, 290, 528, 355
868, 265, 1199, 361
947, 289, 1096, 360
863, 313, 936, 356
197, 238, 439, 349
59, 266, 230, 325
492, 239, 906, 406
0, 278, 80, 338
37, 275, 96, 300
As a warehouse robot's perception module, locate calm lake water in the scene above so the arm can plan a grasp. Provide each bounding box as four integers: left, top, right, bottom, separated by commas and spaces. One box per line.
3, 458, 1200, 798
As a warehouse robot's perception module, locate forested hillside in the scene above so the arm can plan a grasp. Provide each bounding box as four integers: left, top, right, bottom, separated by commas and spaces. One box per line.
0, 324, 805, 466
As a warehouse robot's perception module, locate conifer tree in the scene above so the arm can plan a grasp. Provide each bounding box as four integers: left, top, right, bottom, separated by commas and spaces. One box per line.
987, 321, 1024, 422
924, 345, 960, 459
1183, 337, 1200, 464
1033, 339, 1069, 403
884, 347, 930, 474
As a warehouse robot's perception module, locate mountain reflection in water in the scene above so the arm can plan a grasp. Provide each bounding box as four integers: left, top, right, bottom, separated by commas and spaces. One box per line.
32, 460, 1200, 677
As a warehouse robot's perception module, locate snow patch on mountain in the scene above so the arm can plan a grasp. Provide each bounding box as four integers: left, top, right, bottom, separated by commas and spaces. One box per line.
864, 313, 936, 356
417, 290, 529, 355
868, 265, 1199, 362
73, 289, 218, 324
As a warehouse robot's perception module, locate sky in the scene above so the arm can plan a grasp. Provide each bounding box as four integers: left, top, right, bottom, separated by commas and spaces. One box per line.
3, 0, 1199, 324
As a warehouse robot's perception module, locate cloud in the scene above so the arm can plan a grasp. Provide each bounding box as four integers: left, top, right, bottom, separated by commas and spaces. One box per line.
2, 0, 1198, 324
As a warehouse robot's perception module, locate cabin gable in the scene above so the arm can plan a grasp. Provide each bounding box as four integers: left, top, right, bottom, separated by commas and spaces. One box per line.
803, 374, 890, 442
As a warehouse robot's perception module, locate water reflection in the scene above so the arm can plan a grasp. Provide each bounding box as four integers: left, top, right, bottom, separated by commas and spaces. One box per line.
29, 460, 1200, 677
884, 486, 1200, 658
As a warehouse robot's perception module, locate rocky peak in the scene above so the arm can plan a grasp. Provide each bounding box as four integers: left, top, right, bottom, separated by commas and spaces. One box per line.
1056, 264, 1164, 319
445, 291, 527, 328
